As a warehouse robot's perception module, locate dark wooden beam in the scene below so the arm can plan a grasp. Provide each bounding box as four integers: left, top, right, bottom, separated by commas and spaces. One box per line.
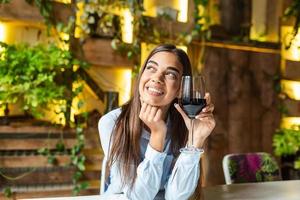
0, 0, 72, 26
77, 68, 105, 102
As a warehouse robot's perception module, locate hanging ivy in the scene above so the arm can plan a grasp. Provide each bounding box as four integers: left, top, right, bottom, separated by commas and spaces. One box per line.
283, 0, 300, 49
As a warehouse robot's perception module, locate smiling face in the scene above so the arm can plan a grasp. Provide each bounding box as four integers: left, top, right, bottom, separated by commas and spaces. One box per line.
138, 51, 183, 108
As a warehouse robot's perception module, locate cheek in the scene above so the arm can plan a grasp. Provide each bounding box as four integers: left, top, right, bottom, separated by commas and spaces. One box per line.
168, 82, 180, 97
138, 76, 148, 94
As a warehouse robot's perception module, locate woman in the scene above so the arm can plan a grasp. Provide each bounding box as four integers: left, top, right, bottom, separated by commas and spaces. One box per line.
98, 44, 215, 200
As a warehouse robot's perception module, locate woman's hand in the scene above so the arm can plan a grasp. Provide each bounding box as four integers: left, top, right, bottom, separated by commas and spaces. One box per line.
175, 93, 216, 148
139, 100, 167, 152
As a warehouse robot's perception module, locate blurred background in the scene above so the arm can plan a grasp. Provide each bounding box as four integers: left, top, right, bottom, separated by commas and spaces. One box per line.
0, 0, 299, 199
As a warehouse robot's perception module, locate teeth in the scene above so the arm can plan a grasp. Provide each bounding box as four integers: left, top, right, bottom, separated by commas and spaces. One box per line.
148, 87, 163, 94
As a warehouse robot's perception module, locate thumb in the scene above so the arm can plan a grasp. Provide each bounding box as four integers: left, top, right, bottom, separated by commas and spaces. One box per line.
174, 103, 189, 121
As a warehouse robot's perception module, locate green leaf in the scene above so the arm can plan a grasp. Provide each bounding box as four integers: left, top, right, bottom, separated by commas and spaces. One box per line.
37, 147, 49, 156
72, 171, 83, 182
47, 154, 57, 165
4, 187, 12, 198
56, 141, 65, 152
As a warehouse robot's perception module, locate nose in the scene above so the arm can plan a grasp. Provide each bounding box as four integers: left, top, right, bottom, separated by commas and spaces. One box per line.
151, 74, 163, 84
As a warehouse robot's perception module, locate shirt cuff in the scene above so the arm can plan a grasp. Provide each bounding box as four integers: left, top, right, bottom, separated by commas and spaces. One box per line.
178, 151, 203, 165
145, 144, 167, 163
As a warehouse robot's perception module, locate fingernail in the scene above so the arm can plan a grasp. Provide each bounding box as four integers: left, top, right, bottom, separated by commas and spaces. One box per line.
174, 103, 178, 106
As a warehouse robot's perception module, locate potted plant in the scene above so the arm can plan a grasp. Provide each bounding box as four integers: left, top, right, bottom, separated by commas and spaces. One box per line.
273, 125, 300, 179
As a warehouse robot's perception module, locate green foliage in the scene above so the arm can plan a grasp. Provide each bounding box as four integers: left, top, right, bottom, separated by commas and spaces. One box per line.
294, 157, 300, 169
261, 154, 279, 173
273, 126, 300, 156
283, 0, 300, 49
70, 125, 88, 195
0, 0, 10, 3
0, 42, 78, 118
273, 126, 300, 170
228, 159, 237, 177
3, 187, 12, 198
73, 181, 89, 196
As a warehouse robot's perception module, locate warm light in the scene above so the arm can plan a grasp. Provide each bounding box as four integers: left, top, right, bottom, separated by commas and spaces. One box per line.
250, 0, 267, 42
143, 0, 156, 17
42, 100, 66, 125
0, 23, 5, 42
178, 45, 188, 53
54, 0, 71, 3
141, 43, 155, 64
122, 9, 133, 44
58, 32, 70, 50
281, 117, 300, 129
281, 79, 300, 100
74, 1, 84, 39
120, 69, 132, 104
281, 26, 300, 61
177, 0, 188, 22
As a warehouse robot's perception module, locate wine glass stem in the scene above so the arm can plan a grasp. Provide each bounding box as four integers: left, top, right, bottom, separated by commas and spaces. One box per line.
191, 119, 195, 147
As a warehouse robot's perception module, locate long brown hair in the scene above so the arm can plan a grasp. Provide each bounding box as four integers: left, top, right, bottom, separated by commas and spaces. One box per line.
107, 44, 193, 188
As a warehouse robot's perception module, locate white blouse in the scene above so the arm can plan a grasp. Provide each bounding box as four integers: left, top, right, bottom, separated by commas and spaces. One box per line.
98, 108, 202, 200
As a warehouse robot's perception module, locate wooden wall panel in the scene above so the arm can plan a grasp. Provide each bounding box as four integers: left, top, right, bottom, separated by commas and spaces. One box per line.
0, 126, 103, 197
284, 60, 300, 79
202, 44, 280, 186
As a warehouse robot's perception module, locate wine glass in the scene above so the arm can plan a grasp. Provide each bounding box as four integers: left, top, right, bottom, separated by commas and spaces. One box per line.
179, 75, 206, 153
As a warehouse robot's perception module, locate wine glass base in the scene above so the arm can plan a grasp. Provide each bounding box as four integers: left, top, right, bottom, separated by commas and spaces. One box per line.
179, 147, 204, 154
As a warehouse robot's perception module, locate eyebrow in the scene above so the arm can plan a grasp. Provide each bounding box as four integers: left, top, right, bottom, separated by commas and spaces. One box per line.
147, 60, 181, 74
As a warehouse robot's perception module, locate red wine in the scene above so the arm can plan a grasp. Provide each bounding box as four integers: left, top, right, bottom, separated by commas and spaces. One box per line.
180, 98, 207, 118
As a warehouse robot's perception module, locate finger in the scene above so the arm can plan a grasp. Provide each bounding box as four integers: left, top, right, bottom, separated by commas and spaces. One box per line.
148, 106, 158, 121
202, 104, 214, 113
195, 113, 214, 119
154, 108, 163, 122
145, 103, 152, 116
174, 103, 189, 121
139, 101, 147, 118
140, 97, 144, 104
204, 93, 211, 104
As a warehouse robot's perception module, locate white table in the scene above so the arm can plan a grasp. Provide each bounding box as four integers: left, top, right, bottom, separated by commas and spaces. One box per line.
21, 194, 128, 200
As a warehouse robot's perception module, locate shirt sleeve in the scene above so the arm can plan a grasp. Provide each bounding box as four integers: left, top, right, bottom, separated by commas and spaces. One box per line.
104, 144, 167, 199
99, 112, 167, 199
164, 152, 202, 200
122, 144, 167, 199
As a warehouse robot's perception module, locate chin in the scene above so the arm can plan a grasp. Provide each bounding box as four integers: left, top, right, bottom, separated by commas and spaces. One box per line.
143, 99, 161, 106
143, 98, 172, 107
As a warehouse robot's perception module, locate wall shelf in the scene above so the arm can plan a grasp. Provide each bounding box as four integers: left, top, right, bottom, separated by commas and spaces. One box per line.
0, 0, 71, 27
81, 38, 134, 68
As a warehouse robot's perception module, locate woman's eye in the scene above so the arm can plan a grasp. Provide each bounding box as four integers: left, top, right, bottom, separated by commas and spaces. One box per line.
145, 66, 155, 71
166, 72, 177, 80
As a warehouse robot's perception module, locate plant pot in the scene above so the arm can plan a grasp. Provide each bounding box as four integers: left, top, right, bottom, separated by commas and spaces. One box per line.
219, 0, 251, 40
281, 154, 300, 180
88, 12, 120, 39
